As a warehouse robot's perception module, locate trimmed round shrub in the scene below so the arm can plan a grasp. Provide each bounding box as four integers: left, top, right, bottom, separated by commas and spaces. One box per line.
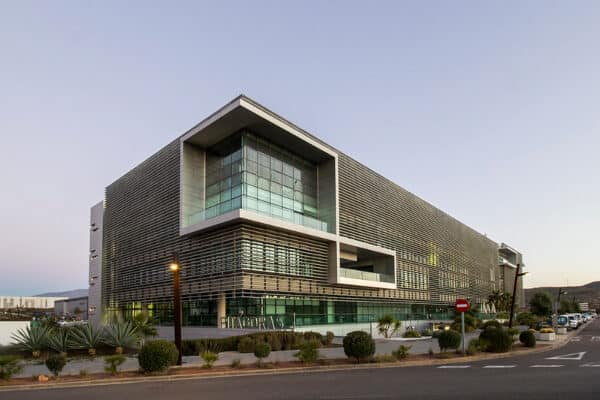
343, 331, 375, 363
438, 330, 461, 352
45, 354, 67, 377
138, 340, 179, 372
481, 320, 502, 330
254, 342, 271, 361
479, 327, 512, 353
237, 337, 255, 353
519, 330, 536, 348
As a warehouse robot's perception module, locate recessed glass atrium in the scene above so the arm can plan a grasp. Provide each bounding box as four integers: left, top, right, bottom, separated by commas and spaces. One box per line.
188, 132, 330, 233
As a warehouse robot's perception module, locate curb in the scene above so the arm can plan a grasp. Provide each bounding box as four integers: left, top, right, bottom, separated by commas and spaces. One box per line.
0, 324, 588, 392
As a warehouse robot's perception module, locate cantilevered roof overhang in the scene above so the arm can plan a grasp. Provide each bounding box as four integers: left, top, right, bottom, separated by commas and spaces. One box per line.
180, 95, 336, 163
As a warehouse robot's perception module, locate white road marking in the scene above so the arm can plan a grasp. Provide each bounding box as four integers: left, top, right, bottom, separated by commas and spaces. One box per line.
483, 365, 516, 368
437, 365, 471, 369
591, 336, 600, 342
581, 363, 600, 367
546, 352, 586, 360
531, 365, 564, 368
571, 337, 581, 342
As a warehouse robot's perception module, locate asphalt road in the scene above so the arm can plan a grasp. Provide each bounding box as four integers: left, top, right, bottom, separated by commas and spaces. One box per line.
4, 319, 600, 400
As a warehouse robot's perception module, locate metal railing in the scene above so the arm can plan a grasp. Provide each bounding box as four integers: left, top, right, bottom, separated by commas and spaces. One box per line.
340, 268, 395, 283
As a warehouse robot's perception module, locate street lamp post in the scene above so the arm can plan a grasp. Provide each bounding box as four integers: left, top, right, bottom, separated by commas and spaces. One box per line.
170, 253, 183, 366
508, 263, 527, 328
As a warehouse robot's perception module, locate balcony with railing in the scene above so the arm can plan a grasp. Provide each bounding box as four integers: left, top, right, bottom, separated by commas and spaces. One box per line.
339, 268, 395, 283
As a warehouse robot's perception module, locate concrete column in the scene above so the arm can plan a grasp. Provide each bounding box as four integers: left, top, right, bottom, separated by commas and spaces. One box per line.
217, 294, 226, 328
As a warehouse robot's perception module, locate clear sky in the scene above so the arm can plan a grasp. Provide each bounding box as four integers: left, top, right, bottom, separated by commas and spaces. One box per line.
1, 1, 599, 295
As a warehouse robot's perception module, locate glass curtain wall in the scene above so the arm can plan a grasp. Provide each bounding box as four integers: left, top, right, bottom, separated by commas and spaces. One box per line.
202, 132, 329, 232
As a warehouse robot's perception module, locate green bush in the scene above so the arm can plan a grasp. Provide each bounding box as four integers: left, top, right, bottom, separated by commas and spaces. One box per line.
507, 328, 520, 337
254, 342, 271, 365
519, 330, 537, 348
438, 330, 461, 352
403, 330, 421, 338
0, 355, 22, 380
265, 332, 282, 351
237, 337, 255, 353
104, 355, 126, 375
432, 329, 443, 339
201, 351, 218, 368
481, 320, 502, 330
516, 312, 537, 328
230, 358, 241, 368
467, 339, 484, 355
343, 331, 375, 363
324, 331, 335, 346
479, 327, 512, 353
294, 340, 320, 363
303, 331, 323, 344
138, 340, 179, 373
392, 345, 411, 360
45, 354, 67, 377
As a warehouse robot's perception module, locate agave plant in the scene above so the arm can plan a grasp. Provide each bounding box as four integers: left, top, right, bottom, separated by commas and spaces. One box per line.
70, 323, 104, 356
103, 321, 138, 354
46, 328, 72, 356
11, 325, 50, 358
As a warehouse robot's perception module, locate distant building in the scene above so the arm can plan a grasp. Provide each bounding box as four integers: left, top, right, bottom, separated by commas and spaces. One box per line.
579, 302, 589, 312
54, 296, 89, 319
0, 296, 66, 310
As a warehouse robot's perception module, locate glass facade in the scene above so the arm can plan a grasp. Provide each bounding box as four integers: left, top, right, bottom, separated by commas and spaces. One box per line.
194, 132, 330, 232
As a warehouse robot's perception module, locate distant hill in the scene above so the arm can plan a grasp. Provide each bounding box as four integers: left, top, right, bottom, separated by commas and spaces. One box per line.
34, 289, 88, 298
525, 281, 600, 311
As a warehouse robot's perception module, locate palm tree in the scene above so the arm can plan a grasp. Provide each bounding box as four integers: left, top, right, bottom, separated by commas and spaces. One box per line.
70, 323, 103, 356
47, 328, 72, 357
377, 315, 400, 338
11, 325, 50, 358
131, 312, 158, 346
103, 320, 138, 354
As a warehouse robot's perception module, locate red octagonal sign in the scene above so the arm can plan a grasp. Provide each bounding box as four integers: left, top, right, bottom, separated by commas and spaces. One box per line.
455, 298, 470, 313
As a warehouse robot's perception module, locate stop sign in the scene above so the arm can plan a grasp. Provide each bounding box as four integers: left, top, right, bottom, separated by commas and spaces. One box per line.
455, 298, 470, 313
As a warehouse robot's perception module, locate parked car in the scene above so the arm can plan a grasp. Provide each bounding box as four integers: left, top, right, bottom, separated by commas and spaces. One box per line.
557, 315, 569, 327
567, 314, 579, 329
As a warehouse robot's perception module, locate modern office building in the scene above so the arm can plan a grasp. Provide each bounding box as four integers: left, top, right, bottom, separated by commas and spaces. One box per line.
54, 296, 89, 320
0, 296, 66, 310
94, 95, 524, 329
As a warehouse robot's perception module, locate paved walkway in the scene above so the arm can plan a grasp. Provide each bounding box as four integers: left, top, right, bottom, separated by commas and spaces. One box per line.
14, 328, 524, 378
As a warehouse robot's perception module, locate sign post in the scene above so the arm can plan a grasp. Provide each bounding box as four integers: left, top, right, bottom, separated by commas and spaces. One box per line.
455, 299, 470, 355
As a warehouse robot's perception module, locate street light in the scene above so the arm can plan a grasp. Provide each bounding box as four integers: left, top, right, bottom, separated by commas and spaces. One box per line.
508, 263, 528, 328
169, 252, 183, 366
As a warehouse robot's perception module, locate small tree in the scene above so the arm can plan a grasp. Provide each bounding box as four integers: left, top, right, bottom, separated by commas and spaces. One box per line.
529, 292, 553, 317
342, 331, 375, 363
516, 312, 537, 328
131, 312, 158, 346
254, 342, 271, 366
104, 355, 126, 375
377, 315, 400, 338
45, 354, 67, 378
0, 356, 23, 381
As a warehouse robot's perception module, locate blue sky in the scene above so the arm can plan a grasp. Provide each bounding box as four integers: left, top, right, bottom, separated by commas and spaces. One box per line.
1, 1, 599, 295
